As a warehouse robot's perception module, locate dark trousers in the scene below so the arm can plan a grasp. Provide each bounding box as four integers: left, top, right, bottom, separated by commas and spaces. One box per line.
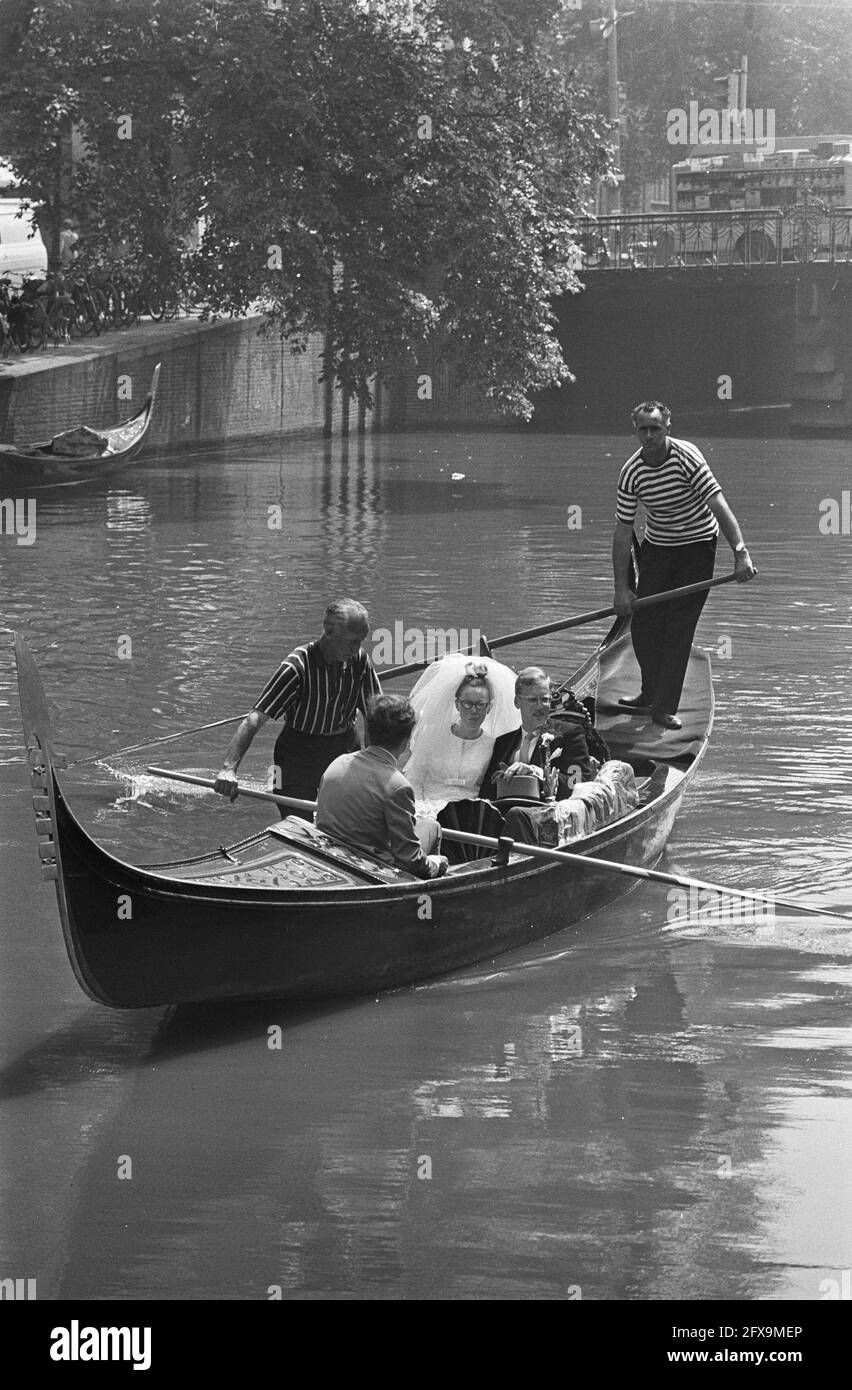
272, 725, 359, 816
631, 537, 717, 715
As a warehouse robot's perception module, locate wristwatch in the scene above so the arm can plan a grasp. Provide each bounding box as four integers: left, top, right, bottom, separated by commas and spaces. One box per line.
734, 541, 747, 553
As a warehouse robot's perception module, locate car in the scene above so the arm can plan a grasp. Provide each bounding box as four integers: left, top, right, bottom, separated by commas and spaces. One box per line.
0, 198, 48, 285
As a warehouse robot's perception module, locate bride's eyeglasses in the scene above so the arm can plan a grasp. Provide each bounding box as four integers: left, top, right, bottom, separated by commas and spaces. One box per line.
457, 700, 491, 713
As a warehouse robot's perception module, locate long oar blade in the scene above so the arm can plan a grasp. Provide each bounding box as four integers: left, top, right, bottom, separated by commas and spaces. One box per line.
146, 766, 317, 814
146, 766, 849, 924
437, 829, 850, 923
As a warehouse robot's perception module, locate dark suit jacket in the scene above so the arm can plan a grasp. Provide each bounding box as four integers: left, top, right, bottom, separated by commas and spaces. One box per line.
479, 715, 596, 803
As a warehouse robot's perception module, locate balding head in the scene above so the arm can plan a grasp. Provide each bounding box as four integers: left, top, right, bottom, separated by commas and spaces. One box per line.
323, 599, 368, 633
320, 598, 369, 664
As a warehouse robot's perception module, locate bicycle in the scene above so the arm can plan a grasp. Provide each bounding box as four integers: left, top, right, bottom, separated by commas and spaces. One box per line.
66, 272, 103, 335
0, 279, 23, 354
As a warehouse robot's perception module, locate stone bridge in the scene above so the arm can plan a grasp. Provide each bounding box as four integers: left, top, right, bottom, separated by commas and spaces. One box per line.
533, 210, 852, 433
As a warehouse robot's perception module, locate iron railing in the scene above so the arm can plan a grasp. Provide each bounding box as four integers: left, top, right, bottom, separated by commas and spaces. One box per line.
573, 208, 852, 270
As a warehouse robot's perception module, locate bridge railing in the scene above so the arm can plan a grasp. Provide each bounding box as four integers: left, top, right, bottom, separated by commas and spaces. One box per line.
574, 209, 852, 270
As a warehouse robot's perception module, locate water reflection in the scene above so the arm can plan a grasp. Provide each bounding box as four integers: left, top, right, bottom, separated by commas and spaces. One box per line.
104, 491, 152, 533
35, 935, 845, 1300
318, 438, 388, 575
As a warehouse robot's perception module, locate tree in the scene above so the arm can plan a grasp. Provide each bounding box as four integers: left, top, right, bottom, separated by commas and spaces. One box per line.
0, 0, 204, 265
0, 0, 611, 418
185, 0, 610, 417
0, 0, 34, 65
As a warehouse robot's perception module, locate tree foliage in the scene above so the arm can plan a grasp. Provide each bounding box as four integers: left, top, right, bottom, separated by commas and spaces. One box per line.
0, 0, 204, 262
185, 0, 611, 417
0, 0, 610, 418
547, 1, 852, 206
2, 1, 847, 415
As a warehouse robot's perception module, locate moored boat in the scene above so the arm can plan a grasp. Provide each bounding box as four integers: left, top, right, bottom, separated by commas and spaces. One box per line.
0, 362, 160, 487
15, 622, 713, 1009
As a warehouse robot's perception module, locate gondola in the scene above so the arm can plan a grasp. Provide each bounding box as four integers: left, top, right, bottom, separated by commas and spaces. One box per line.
15, 620, 713, 1009
0, 362, 160, 487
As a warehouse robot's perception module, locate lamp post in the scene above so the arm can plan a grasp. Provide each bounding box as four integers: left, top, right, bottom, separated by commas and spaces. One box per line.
592, 3, 633, 216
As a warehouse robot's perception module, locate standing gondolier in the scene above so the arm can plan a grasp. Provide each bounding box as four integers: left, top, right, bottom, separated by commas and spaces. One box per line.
214, 599, 381, 809
612, 401, 756, 730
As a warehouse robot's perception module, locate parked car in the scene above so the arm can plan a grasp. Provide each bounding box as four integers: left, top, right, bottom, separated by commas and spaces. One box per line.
0, 199, 48, 285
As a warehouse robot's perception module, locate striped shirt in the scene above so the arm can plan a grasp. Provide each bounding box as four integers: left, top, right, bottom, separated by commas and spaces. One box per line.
253, 642, 381, 734
616, 437, 722, 545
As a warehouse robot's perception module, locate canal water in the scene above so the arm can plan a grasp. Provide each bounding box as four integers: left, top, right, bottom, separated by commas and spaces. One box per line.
1, 429, 850, 1300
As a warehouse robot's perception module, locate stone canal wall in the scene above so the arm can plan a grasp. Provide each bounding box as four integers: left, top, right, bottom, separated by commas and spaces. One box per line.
3, 267, 849, 446
0, 316, 331, 451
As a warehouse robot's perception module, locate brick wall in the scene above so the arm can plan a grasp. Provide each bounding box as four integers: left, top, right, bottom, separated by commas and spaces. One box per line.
0, 316, 336, 450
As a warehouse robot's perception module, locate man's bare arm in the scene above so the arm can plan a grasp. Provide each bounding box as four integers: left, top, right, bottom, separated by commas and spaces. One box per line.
706, 493, 756, 581
214, 710, 269, 800
612, 520, 635, 615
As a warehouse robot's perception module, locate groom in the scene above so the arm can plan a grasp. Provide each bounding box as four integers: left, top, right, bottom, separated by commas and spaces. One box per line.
480, 666, 598, 803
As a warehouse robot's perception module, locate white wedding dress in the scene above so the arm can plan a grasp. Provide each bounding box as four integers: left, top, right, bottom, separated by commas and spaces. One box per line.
403, 653, 519, 818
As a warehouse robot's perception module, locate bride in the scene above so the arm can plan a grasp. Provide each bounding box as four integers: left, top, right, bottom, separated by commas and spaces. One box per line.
402, 653, 518, 817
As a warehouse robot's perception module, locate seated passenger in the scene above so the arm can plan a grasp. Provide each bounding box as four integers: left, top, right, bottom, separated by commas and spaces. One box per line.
316, 694, 448, 879
402, 654, 519, 816
480, 666, 599, 803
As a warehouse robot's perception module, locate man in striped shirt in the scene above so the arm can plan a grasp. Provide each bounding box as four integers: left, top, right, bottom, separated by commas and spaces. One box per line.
214, 599, 382, 810
612, 401, 755, 730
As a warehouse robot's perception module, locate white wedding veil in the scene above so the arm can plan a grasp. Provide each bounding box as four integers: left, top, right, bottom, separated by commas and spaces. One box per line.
404, 652, 519, 790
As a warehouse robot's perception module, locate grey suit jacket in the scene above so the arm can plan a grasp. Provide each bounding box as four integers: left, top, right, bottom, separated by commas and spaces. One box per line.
316, 745, 433, 877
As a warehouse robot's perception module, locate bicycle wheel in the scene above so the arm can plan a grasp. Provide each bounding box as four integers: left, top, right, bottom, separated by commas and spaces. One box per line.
73, 290, 98, 335
90, 288, 107, 334
26, 315, 45, 350
144, 286, 165, 321
120, 283, 140, 326
162, 289, 181, 321
103, 281, 122, 329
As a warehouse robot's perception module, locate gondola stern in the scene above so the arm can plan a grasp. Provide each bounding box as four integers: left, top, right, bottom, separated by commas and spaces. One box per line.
14, 630, 61, 764
147, 361, 162, 407
13, 632, 109, 1003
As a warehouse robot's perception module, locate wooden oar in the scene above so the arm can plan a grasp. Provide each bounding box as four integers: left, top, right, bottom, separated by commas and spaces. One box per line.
146, 766, 318, 815
145, 766, 850, 923
379, 572, 743, 680
436, 828, 850, 922
80, 572, 747, 764
72, 715, 243, 768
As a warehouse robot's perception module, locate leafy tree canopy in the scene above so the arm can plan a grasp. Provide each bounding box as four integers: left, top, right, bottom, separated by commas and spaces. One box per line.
3, 1, 847, 414
1, 0, 610, 417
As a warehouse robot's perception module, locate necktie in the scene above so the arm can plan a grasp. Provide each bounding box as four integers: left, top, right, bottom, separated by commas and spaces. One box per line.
519, 732, 537, 764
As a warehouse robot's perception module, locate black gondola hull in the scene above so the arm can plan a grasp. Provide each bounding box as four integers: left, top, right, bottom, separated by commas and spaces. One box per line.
18, 627, 712, 1008
0, 363, 160, 487
44, 750, 693, 1008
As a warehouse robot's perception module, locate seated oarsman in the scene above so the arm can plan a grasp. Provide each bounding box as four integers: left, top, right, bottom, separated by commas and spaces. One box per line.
316, 695, 448, 880
479, 666, 599, 803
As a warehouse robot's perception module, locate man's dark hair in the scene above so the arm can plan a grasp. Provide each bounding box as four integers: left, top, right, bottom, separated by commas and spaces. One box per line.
631, 400, 671, 428
366, 694, 416, 747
